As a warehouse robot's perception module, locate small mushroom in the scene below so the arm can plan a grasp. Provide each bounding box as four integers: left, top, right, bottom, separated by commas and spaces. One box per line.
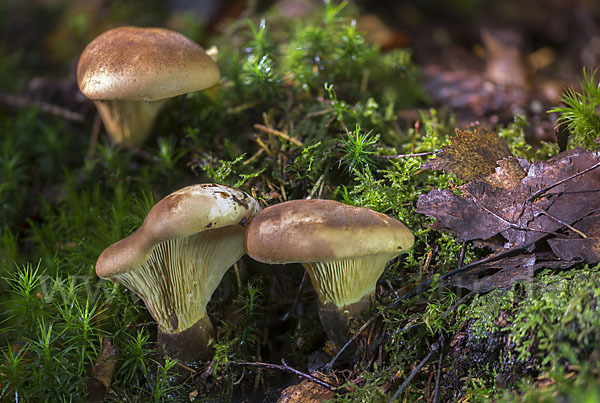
96, 184, 260, 363
244, 199, 414, 348
77, 26, 219, 146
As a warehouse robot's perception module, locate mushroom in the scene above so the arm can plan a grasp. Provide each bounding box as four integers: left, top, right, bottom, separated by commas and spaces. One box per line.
244, 199, 414, 348
77, 26, 220, 146
96, 184, 260, 363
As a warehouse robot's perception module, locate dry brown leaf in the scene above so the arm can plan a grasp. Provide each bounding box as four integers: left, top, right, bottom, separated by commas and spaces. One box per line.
418, 140, 600, 291
87, 338, 117, 403
277, 379, 335, 403
547, 212, 600, 263
422, 128, 517, 182
418, 147, 600, 249
446, 252, 574, 292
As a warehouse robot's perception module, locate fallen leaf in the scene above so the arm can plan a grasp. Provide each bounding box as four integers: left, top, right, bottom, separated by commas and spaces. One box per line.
418, 128, 600, 291
422, 128, 517, 182
446, 251, 574, 292
547, 212, 600, 263
419, 147, 600, 249
278, 379, 335, 403
87, 338, 117, 403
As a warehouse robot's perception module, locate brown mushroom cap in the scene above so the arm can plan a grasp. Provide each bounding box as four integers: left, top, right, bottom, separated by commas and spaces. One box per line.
95, 184, 260, 362
97, 184, 259, 278
77, 26, 220, 102
244, 199, 414, 264
244, 199, 413, 348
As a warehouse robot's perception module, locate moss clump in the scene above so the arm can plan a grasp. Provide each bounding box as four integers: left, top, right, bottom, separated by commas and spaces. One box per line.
452, 265, 600, 401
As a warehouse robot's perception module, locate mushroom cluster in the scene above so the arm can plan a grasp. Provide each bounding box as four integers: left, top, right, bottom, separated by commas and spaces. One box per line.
96, 184, 259, 363
85, 26, 415, 363
77, 26, 219, 146
244, 199, 414, 348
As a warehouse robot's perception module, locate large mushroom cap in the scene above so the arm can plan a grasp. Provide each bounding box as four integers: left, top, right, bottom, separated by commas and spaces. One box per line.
77, 26, 220, 102
97, 183, 260, 278
244, 199, 414, 264
244, 199, 413, 348
95, 183, 260, 363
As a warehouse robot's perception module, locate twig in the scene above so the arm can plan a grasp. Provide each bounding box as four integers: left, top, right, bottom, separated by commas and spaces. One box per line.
0, 92, 85, 122
389, 343, 438, 402
282, 271, 308, 321
87, 113, 102, 158
254, 135, 273, 156
378, 150, 441, 159
432, 338, 445, 403
226, 100, 261, 114
235, 359, 337, 391
458, 242, 468, 268
174, 360, 197, 374
305, 108, 333, 118
254, 123, 303, 146
442, 293, 472, 320
534, 206, 588, 238
307, 173, 326, 199
243, 148, 265, 165
527, 160, 600, 203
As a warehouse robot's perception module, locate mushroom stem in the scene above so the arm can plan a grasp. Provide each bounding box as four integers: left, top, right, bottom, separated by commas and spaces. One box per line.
317, 294, 373, 349
157, 314, 215, 363
110, 225, 246, 363
302, 254, 396, 348
94, 99, 167, 146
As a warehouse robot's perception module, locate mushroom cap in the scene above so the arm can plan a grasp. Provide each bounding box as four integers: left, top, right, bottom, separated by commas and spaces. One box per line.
96, 184, 260, 278
77, 26, 220, 101
244, 199, 414, 264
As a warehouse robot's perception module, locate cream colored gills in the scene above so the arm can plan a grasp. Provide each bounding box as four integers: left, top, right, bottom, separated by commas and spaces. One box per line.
303, 253, 397, 308
114, 225, 244, 334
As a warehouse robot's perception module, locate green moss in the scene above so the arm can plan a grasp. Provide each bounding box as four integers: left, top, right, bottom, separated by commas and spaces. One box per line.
454, 265, 600, 400
549, 68, 600, 149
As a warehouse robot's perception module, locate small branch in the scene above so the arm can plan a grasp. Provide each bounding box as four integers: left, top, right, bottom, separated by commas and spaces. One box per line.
236, 359, 336, 391
226, 100, 261, 114
307, 173, 326, 199
254, 123, 303, 146
458, 242, 468, 268
432, 337, 445, 403
534, 206, 588, 238
377, 150, 441, 159
305, 108, 334, 118
389, 343, 438, 402
0, 92, 85, 122
282, 271, 308, 321
243, 148, 265, 165
527, 160, 600, 203
174, 360, 197, 374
